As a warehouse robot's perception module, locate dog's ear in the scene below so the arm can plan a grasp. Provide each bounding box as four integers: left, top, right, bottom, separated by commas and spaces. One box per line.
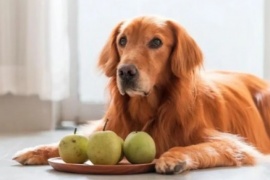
98, 22, 123, 77
167, 20, 203, 78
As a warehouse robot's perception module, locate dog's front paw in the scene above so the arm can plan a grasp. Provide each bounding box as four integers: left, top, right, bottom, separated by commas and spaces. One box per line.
12, 143, 59, 165
155, 155, 188, 174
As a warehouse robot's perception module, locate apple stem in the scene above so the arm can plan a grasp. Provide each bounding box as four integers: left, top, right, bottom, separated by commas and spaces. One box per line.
103, 119, 109, 131
74, 128, 77, 135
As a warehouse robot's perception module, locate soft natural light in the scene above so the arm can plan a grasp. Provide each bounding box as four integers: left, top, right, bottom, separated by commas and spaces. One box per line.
78, 0, 264, 103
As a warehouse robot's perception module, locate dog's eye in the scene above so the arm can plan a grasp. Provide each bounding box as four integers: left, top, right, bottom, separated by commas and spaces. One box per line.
149, 38, 162, 49
119, 37, 127, 47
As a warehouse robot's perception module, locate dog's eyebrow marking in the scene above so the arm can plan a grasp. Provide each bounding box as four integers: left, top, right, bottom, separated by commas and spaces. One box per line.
119, 19, 132, 32
119, 17, 166, 33
149, 17, 166, 27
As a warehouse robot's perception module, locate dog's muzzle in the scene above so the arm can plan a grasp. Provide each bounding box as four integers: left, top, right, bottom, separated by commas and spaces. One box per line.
118, 64, 138, 81
117, 64, 139, 91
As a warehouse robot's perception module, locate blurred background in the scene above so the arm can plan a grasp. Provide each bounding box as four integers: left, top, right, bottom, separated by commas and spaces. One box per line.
0, 0, 269, 132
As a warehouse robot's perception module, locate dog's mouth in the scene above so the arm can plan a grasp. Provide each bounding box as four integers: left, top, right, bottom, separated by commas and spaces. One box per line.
118, 86, 150, 97
117, 81, 150, 97
116, 69, 151, 97
125, 89, 150, 97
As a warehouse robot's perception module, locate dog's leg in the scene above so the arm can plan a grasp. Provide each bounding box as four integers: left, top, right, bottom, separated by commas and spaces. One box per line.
13, 143, 59, 165
155, 133, 262, 174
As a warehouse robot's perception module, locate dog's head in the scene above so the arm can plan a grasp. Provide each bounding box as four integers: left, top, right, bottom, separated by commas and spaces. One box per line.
98, 16, 203, 97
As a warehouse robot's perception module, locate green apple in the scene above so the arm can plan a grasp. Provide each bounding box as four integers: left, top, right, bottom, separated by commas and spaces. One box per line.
59, 128, 88, 164
123, 131, 156, 164
87, 130, 123, 165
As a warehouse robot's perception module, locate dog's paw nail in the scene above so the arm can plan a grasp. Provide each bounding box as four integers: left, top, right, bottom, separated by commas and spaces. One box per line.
174, 161, 187, 174
163, 167, 174, 175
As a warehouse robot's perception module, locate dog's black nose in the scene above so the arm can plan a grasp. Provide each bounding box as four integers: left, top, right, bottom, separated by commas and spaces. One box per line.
118, 64, 137, 80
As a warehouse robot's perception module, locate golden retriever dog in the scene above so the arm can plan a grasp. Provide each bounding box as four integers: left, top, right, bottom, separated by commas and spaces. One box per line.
13, 16, 270, 174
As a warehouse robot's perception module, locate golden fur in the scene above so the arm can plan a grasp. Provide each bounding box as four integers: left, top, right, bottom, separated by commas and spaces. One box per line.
13, 16, 270, 174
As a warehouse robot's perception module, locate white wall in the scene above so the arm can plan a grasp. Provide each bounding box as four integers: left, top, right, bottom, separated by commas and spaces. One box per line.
78, 0, 265, 103
265, 0, 270, 80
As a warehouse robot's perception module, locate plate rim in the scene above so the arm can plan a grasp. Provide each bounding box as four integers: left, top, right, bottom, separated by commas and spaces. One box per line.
48, 157, 156, 175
